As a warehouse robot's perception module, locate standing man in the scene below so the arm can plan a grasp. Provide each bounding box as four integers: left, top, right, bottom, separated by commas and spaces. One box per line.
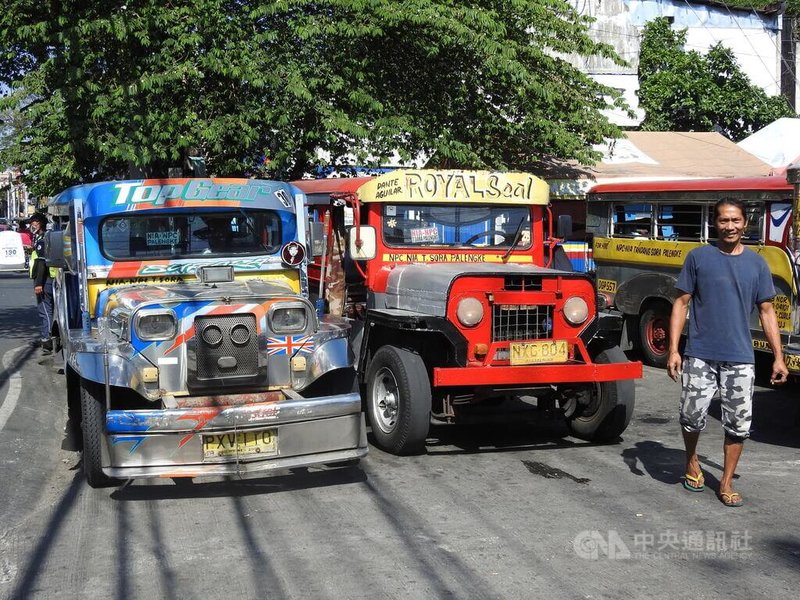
28, 213, 54, 354
667, 197, 788, 507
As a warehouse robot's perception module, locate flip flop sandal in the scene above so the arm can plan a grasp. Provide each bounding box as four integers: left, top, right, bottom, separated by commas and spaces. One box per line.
682, 472, 705, 492
718, 491, 744, 507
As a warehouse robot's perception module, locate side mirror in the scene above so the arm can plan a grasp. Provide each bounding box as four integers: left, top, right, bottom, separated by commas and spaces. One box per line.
347, 226, 377, 260
557, 214, 573, 239
43, 230, 67, 270
308, 221, 326, 257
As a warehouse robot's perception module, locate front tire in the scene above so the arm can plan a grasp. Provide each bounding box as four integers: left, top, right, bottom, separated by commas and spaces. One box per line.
365, 346, 431, 455
80, 379, 119, 488
568, 346, 635, 442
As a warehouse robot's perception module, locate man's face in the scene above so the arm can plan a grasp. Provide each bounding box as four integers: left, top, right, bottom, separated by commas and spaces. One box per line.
714, 205, 746, 245
29, 219, 42, 234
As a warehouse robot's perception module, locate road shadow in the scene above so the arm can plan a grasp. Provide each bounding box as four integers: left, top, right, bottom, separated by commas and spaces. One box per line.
108, 463, 367, 501
0, 342, 38, 382
0, 304, 39, 343
765, 536, 800, 569
8, 471, 83, 599
708, 388, 800, 449
425, 421, 600, 456
620, 440, 726, 487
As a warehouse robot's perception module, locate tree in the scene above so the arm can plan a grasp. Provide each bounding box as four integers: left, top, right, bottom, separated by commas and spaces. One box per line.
1, 1, 626, 196
638, 17, 795, 140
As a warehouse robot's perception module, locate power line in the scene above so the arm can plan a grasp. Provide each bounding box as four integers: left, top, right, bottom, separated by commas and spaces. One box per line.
682, 0, 780, 89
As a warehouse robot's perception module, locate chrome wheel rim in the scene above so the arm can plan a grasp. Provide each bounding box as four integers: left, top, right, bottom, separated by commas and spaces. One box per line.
371, 366, 399, 433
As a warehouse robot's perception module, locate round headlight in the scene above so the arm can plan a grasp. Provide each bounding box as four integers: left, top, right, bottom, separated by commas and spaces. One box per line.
456, 297, 484, 327
563, 296, 589, 325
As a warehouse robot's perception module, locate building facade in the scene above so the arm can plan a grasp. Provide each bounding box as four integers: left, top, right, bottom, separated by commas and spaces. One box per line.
569, 0, 793, 125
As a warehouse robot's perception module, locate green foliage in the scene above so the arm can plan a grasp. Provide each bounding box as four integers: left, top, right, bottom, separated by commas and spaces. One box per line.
1, 0, 625, 196
718, 0, 793, 11
638, 17, 795, 141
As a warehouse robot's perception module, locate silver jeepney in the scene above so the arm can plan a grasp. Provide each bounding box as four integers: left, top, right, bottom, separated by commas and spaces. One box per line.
46, 179, 367, 487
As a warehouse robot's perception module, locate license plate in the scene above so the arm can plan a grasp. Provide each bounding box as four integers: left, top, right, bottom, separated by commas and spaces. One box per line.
202, 429, 277, 460
510, 340, 568, 366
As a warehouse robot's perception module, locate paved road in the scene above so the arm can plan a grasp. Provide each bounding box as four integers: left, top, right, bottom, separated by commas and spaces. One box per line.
1, 273, 798, 599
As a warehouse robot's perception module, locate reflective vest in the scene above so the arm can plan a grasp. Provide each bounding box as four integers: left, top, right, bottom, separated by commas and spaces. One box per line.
29, 249, 37, 278
29, 249, 58, 279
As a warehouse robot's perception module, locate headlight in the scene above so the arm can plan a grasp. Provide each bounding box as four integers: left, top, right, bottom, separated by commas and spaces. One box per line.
456, 297, 484, 327
270, 305, 309, 334
563, 296, 589, 325
134, 310, 177, 341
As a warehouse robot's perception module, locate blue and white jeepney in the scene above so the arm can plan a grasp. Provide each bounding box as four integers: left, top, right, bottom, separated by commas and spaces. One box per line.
46, 178, 366, 487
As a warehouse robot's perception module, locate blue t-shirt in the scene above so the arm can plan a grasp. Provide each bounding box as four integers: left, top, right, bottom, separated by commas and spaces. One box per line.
675, 245, 775, 364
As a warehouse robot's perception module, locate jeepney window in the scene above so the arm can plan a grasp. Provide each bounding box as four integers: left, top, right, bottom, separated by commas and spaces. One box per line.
656, 204, 703, 240
381, 204, 531, 249
708, 202, 764, 244
100, 210, 282, 260
611, 203, 653, 238
743, 204, 764, 242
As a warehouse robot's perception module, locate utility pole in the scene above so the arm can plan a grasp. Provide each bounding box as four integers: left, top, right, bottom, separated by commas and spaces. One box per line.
781, 14, 798, 111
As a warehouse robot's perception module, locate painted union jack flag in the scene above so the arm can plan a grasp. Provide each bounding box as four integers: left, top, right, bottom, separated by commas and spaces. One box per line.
267, 335, 315, 356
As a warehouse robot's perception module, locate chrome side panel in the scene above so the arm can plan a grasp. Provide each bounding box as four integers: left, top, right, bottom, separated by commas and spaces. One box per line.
69, 345, 159, 401
298, 336, 352, 389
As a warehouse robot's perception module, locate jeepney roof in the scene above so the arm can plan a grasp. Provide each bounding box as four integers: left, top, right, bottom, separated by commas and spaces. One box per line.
356, 170, 550, 205
588, 176, 792, 196
48, 178, 302, 218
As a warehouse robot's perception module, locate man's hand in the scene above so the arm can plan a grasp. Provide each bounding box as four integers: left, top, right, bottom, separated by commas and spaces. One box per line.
770, 359, 789, 386
667, 350, 682, 382
34, 285, 43, 295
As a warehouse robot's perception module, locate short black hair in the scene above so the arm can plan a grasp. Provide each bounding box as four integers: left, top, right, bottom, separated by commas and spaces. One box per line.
712, 197, 747, 221
28, 212, 48, 225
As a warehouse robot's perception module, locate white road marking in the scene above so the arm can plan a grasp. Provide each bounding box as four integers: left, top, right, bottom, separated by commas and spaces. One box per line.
0, 345, 28, 431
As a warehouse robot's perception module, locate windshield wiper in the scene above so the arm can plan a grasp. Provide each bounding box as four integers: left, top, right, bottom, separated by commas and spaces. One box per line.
502, 217, 528, 261
238, 209, 272, 254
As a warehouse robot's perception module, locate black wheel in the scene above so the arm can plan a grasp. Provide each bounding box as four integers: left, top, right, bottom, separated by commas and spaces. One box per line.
638, 304, 671, 368
65, 365, 83, 448
80, 378, 119, 488
365, 346, 431, 454
568, 346, 635, 442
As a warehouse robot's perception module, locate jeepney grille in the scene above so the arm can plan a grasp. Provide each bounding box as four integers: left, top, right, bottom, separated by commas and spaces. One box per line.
194, 314, 258, 380
492, 304, 553, 342
504, 276, 543, 291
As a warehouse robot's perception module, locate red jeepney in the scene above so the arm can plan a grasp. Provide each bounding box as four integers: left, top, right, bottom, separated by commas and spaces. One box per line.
296, 170, 642, 454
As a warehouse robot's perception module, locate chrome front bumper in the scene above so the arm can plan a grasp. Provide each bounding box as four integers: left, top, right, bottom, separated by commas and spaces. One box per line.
102, 391, 367, 480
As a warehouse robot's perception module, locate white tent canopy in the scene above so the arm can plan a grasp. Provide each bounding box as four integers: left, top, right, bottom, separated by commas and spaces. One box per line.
737, 118, 800, 169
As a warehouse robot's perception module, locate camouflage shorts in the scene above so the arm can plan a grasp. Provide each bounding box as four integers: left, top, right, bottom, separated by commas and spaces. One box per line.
679, 356, 755, 440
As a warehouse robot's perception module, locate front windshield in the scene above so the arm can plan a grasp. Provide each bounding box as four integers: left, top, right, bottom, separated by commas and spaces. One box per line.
100, 210, 282, 260
381, 204, 531, 249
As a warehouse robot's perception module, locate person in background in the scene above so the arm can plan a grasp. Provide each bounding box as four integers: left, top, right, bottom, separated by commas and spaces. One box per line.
17, 219, 32, 247
667, 197, 788, 508
17, 220, 33, 270
28, 213, 54, 354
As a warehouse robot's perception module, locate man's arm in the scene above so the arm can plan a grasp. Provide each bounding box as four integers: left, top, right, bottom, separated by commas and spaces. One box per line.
667, 292, 691, 382
757, 300, 789, 385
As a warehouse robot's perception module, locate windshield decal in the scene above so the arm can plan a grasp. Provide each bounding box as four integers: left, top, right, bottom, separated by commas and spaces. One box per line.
138, 257, 283, 276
